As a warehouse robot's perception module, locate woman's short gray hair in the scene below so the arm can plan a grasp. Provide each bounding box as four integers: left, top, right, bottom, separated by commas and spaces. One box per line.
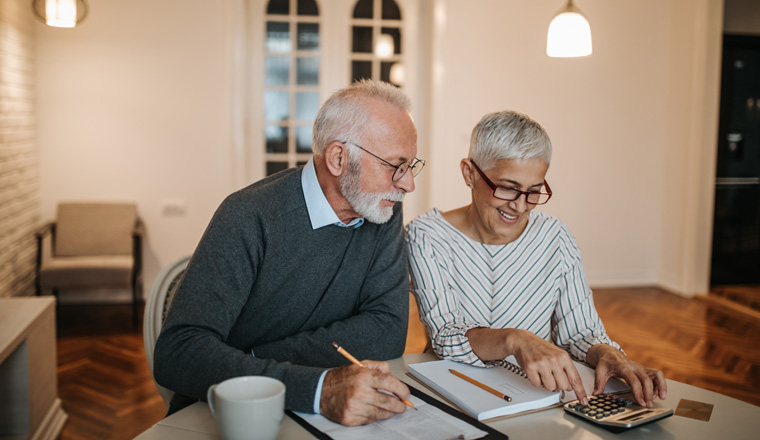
468, 110, 552, 169
312, 79, 411, 156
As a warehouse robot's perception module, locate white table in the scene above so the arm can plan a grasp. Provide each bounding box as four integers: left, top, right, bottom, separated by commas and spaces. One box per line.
135, 353, 760, 440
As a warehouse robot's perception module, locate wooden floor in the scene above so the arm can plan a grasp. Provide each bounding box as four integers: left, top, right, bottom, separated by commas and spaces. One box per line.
56, 304, 166, 440
54, 287, 760, 440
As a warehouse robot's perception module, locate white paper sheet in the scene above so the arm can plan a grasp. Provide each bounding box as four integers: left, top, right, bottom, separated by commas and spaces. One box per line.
292, 395, 488, 440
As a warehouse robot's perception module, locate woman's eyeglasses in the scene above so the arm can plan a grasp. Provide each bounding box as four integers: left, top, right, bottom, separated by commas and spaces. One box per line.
470, 160, 552, 205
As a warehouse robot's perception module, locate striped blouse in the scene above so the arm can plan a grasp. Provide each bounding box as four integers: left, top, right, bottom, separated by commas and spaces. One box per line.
406, 208, 620, 367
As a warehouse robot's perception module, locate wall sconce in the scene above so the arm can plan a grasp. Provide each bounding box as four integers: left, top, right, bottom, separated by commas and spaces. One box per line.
375, 34, 394, 59
546, 0, 592, 58
32, 0, 88, 28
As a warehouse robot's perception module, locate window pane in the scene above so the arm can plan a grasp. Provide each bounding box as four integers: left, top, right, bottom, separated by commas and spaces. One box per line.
266, 22, 291, 53
381, 27, 401, 54
353, 0, 372, 18
266, 57, 290, 85
297, 0, 319, 16
297, 57, 319, 85
351, 61, 372, 82
264, 91, 290, 121
296, 92, 319, 120
265, 125, 288, 153
380, 61, 394, 84
297, 23, 320, 51
352, 26, 373, 53
266, 161, 289, 176
296, 125, 313, 152
266, 0, 289, 15
382, 0, 401, 20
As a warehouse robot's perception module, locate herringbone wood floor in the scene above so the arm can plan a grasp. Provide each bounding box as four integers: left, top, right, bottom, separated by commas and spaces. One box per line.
55, 287, 760, 440
56, 304, 166, 440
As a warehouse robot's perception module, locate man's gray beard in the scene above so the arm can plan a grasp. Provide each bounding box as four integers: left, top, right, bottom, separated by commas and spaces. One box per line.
340, 158, 405, 224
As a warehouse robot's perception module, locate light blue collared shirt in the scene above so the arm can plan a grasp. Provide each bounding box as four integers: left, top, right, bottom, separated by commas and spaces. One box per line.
302, 157, 364, 230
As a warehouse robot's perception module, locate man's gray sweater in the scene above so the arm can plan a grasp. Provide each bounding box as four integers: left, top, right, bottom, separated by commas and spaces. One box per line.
153, 167, 409, 413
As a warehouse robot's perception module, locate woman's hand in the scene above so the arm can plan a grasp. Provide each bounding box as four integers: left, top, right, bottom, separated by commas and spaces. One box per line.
586, 344, 667, 407
467, 327, 590, 405
506, 329, 590, 405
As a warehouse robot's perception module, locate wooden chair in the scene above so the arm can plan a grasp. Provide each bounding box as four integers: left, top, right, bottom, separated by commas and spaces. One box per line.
35, 202, 144, 325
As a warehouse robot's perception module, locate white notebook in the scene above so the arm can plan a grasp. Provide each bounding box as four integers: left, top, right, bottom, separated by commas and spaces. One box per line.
408, 356, 630, 421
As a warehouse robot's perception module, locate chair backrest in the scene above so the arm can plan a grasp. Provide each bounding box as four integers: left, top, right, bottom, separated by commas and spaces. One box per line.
55, 202, 137, 257
144, 255, 191, 409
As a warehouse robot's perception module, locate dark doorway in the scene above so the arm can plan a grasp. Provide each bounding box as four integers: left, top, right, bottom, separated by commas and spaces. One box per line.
711, 34, 760, 286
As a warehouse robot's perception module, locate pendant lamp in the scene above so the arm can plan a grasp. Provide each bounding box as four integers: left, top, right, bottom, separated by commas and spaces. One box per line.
32, 0, 89, 28
546, 0, 592, 58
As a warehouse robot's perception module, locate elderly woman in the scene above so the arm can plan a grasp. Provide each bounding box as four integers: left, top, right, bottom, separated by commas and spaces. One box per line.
406, 110, 667, 407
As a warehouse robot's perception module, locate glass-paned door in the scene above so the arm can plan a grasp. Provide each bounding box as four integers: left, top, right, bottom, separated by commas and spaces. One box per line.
264, 0, 320, 175
350, 0, 404, 87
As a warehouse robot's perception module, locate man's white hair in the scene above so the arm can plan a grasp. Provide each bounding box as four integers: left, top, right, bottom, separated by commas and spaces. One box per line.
312, 79, 411, 156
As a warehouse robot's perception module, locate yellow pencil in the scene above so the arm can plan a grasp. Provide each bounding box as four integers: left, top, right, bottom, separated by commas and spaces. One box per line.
331, 342, 417, 410
450, 369, 512, 402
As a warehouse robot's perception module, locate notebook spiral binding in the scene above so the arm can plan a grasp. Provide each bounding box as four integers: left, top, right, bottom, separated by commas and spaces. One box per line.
497, 359, 528, 379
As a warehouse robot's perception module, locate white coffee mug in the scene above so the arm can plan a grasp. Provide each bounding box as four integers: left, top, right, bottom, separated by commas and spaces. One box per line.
207, 376, 286, 440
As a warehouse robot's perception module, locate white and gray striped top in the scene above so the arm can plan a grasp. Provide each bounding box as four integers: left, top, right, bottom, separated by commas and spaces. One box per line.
406, 208, 620, 367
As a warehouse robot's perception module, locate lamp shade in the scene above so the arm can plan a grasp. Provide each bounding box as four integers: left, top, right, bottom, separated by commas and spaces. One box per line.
546, 1, 592, 58
32, 0, 88, 28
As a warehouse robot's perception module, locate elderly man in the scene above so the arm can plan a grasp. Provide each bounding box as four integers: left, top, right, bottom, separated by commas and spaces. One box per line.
154, 79, 424, 426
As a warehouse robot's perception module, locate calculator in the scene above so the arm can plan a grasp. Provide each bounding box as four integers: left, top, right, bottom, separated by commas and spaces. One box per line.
563, 394, 674, 433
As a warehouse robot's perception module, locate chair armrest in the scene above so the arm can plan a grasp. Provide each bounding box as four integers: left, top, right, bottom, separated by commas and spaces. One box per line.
34, 221, 55, 239
133, 218, 146, 238
35, 221, 55, 294
132, 218, 144, 284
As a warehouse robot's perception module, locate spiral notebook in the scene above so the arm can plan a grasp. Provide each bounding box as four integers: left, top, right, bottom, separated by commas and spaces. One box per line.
408, 356, 629, 421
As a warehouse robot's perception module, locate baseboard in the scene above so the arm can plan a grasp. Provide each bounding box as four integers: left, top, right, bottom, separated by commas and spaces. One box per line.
30, 398, 67, 440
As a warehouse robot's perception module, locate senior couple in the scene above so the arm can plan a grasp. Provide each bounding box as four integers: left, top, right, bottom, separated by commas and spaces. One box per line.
154, 80, 666, 427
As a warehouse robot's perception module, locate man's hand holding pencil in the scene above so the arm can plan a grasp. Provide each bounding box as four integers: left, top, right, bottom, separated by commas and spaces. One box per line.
319, 343, 413, 426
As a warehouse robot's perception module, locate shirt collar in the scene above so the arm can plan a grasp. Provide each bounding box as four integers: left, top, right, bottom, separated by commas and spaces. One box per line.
302, 157, 364, 230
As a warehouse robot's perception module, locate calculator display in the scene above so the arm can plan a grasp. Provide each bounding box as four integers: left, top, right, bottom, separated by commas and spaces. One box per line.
618, 409, 655, 422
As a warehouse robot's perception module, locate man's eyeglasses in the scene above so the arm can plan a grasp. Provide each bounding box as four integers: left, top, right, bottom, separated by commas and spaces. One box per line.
470, 160, 552, 205
342, 141, 425, 182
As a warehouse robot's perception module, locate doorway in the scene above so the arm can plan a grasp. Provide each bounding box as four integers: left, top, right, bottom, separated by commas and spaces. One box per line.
710, 34, 760, 311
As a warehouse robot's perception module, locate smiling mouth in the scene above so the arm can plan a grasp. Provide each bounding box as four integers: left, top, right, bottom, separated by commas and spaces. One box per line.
497, 208, 517, 221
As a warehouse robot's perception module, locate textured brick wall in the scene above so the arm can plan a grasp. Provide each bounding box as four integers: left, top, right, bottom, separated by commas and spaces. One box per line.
0, 0, 40, 298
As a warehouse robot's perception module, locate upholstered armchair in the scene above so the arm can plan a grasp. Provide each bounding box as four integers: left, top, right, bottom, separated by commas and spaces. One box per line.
35, 202, 144, 325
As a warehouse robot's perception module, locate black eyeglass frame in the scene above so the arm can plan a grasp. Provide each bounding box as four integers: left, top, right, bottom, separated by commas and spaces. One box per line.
341, 141, 425, 182
470, 160, 552, 205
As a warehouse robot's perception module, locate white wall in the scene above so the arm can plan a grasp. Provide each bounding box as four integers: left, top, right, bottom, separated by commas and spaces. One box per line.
35, 0, 723, 298
421, 0, 721, 294
36, 0, 237, 295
